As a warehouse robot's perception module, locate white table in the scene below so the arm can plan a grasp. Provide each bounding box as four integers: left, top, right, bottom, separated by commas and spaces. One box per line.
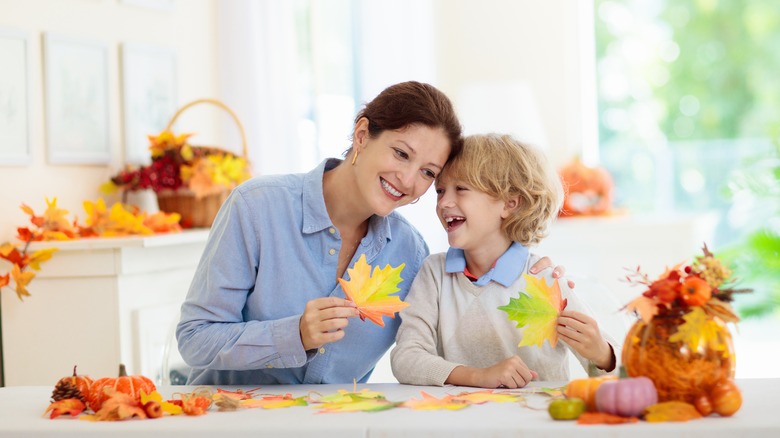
0, 379, 777, 437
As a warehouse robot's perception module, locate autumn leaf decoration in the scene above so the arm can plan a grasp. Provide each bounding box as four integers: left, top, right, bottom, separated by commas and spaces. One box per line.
498, 274, 567, 348
337, 254, 408, 327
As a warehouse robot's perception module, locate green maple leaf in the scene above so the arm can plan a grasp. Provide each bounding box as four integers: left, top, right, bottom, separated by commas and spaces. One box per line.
498, 273, 565, 348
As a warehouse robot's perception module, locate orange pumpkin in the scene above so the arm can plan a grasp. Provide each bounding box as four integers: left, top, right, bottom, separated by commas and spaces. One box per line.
558, 158, 614, 216
565, 375, 617, 412
87, 364, 156, 412
56, 365, 93, 401
709, 378, 742, 417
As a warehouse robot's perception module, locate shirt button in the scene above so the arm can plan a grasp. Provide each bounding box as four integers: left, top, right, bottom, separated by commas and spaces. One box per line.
319, 347, 326, 354
329, 248, 336, 255
329, 227, 336, 234
266, 364, 273, 369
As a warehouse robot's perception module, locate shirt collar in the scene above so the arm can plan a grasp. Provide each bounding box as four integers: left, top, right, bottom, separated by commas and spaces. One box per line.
445, 241, 529, 287
301, 159, 392, 246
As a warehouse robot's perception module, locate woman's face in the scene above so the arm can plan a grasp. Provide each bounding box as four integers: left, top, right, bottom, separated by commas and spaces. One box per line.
353, 120, 450, 217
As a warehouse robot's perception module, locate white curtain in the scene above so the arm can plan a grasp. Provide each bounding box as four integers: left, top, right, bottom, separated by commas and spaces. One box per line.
216, 0, 308, 176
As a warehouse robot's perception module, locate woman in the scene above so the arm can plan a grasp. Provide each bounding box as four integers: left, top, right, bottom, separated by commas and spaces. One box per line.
176, 81, 563, 385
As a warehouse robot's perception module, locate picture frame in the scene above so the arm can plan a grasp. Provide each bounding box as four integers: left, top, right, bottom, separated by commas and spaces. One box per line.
0, 28, 32, 165
121, 43, 177, 164
119, 0, 175, 12
43, 33, 111, 164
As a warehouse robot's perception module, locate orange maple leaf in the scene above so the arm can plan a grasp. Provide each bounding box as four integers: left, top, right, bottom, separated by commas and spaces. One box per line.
43, 399, 86, 419
622, 295, 659, 323
10, 264, 35, 300
337, 254, 408, 327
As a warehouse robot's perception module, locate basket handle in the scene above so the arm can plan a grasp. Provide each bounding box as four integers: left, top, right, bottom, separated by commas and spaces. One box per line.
165, 98, 248, 158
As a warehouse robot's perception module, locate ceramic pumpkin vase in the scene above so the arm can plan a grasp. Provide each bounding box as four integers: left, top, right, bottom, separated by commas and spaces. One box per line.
622, 307, 735, 404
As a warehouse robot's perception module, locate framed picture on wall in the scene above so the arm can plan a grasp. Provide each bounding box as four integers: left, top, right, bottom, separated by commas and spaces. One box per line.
0, 28, 31, 165
43, 33, 111, 164
121, 43, 177, 164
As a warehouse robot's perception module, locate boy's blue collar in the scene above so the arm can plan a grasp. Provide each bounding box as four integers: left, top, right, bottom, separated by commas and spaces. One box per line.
444, 242, 529, 287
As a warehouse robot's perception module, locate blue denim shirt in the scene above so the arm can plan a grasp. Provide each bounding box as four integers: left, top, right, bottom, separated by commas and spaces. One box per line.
177, 159, 429, 385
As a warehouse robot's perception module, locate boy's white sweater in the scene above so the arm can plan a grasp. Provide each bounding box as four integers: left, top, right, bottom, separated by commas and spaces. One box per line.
390, 252, 619, 386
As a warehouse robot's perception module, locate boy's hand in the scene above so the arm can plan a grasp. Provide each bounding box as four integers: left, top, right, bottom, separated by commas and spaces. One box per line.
299, 297, 359, 351
529, 257, 576, 289
557, 310, 613, 370
448, 356, 538, 389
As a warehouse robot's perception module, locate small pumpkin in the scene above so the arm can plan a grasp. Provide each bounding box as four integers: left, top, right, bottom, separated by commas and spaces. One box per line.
595, 373, 658, 417
558, 158, 614, 216
87, 364, 156, 412
680, 276, 712, 307
55, 365, 93, 402
709, 378, 742, 417
565, 375, 616, 412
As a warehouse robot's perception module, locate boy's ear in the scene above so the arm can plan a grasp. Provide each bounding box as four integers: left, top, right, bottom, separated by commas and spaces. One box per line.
502, 197, 521, 218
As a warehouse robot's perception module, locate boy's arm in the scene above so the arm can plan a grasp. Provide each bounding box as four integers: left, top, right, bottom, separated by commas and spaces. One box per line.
390, 258, 461, 386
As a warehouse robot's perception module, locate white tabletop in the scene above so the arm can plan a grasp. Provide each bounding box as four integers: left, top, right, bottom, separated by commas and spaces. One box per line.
1, 379, 778, 437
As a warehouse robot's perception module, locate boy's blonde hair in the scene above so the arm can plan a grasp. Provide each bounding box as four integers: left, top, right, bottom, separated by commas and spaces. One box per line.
438, 134, 563, 246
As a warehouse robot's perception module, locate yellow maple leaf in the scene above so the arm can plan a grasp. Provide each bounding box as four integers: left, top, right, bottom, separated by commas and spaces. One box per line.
10, 264, 35, 300
26, 248, 58, 271
337, 254, 408, 327
42, 197, 75, 233
668, 307, 727, 354
140, 390, 183, 415
451, 390, 520, 404
401, 392, 470, 411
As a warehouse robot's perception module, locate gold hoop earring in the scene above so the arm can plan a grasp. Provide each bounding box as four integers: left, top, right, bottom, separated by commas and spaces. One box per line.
410, 198, 420, 204
351, 149, 359, 165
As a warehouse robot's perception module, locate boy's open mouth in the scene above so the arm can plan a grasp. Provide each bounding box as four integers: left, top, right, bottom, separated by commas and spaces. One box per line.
444, 216, 465, 232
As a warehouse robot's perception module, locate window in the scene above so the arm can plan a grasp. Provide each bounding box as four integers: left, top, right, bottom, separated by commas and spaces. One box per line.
593, 0, 780, 247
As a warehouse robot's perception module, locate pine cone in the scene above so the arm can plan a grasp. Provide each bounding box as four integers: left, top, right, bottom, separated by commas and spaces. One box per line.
51, 380, 86, 404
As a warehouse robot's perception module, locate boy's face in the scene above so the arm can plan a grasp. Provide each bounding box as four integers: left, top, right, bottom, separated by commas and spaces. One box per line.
434, 174, 513, 251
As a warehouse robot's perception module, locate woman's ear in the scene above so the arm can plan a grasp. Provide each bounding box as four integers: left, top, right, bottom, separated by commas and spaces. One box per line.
354, 117, 370, 147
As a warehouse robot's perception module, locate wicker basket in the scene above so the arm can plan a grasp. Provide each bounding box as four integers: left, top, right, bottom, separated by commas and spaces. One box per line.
156, 98, 249, 228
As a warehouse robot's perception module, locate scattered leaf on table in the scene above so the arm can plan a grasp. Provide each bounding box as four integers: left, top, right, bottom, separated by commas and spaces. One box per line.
338, 254, 408, 327
451, 390, 520, 404
668, 307, 727, 353
576, 412, 638, 425
140, 390, 182, 415
43, 399, 86, 419
643, 401, 702, 422
498, 274, 566, 347
82, 391, 147, 421
215, 387, 263, 400
401, 392, 470, 411
317, 399, 398, 413
313, 389, 387, 404
241, 394, 308, 409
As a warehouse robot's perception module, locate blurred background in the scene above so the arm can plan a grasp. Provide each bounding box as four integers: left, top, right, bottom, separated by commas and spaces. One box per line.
1, 0, 778, 383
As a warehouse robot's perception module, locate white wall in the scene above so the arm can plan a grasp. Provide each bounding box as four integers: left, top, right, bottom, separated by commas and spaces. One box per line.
0, 0, 219, 242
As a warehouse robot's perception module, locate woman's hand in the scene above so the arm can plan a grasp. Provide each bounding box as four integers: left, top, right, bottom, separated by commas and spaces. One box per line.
529, 257, 575, 289
447, 356, 538, 389
557, 310, 614, 371
299, 297, 360, 351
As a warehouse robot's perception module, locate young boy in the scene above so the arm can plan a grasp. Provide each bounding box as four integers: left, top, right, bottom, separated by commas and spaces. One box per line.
391, 134, 618, 388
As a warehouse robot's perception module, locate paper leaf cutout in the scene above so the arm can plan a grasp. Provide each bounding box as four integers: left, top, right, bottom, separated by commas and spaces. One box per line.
401, 392, 470, 411
337, 254, 408, 327
451, 390, 520, 404
140, 390, 182, 415
643, 401, 702, 422
43, 399, 86, 419
317, 398, 397, 413
498, 274, 565, 348
241, 394, 307, 409
668, 307, 727, 353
